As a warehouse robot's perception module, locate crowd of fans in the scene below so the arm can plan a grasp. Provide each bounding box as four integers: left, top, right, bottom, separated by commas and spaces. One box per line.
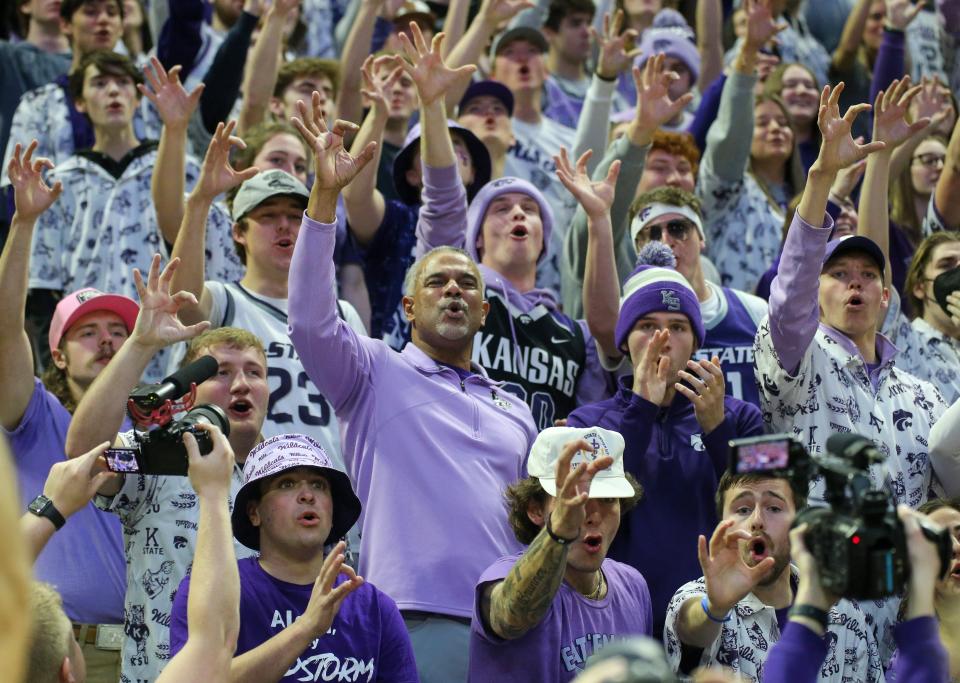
1, 0, 960, 680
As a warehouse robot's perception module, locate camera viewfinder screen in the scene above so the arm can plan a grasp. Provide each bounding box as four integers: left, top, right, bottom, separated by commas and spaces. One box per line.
104, 448, 140, 473
736, 441, 790, 473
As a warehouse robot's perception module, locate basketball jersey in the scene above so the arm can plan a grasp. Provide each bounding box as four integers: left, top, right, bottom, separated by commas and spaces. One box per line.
693, 281, 767, 408
471, 289, 587, 430
206, 281, 365, 461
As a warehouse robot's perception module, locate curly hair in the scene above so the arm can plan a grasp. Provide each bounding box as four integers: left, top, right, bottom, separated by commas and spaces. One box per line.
505, 473, 643, 545
649, 130, 700, 178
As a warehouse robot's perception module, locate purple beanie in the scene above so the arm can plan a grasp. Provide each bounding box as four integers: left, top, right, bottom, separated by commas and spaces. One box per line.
635, 9, 700, 86
614, 258, 704, 353
464, 176, 555, 263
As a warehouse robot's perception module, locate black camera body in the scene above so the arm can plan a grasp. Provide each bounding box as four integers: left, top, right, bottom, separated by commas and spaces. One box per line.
135, 404, 229, 475
729, 433, 952, 600
103, 357, 229, 476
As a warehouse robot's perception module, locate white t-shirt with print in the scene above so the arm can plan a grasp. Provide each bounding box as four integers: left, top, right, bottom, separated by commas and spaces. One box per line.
97, 430, 254, 683
663, 571, 883, 682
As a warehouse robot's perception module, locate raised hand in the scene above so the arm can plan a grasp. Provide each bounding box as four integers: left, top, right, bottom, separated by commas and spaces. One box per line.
184, 425, 235, 498
593, 10, 640, 80
628, 54, 695, 143
193, 121, 259, 202
742, 0, 787, 50
360, 54, 405, 113
138, 56, 204, 130
815, 83, 886, 174
268, 0, 300, 18
479, 0, 536, 28
631, 329, 671, 405
829, 152, 867, 202
946, 291, 960, 327
675, 357, 726, 434
8, 140, 62, 222
885, 0, 926, 31
910, 76, 952, 134
131, 254, 211, 349
555, 148, 620, 219
548, 439, 614, 540
291, 93, 377, 191
872, 77, 929, 150
397, 23, 476, 106
302, 541, 365, 637
789, 524, 840, 615
698, 519, 776, 614
42, 441, 116, 519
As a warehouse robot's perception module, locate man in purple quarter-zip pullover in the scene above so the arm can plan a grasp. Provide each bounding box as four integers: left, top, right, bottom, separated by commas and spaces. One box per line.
566, 260, 763, 635
286, 101, 538, 683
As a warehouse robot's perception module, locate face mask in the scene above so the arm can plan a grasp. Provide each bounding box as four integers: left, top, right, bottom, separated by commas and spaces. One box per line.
933, 266, 960, 313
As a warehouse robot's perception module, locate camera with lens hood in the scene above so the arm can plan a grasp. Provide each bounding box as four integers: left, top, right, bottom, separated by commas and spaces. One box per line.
729, 432, 953, 600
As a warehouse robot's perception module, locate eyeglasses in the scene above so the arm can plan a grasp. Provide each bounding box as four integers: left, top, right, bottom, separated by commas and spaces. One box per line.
638, 219, 695, 244
912, 153, 946, 169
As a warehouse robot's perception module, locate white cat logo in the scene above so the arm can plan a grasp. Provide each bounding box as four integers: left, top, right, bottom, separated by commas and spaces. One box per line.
690, 434, 705, 452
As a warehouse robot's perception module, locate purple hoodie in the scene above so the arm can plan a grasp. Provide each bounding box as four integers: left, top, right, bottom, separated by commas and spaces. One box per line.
288, 212, 538, 618
567, 376, 763, 632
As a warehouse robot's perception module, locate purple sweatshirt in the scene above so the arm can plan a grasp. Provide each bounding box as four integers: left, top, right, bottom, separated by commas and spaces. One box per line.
288, 212, 539, 619
567, 376, 763, 632
763, 617, 949, 683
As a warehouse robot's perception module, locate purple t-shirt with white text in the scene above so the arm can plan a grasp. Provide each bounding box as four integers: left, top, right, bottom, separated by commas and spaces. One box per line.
169, 556, 419, 682
468, 553, 652, 682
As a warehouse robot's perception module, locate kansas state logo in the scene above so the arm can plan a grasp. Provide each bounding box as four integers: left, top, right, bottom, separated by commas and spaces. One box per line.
892, 409, 913, 431
583, 431, 610, 458
264, 170, 298, 189
75, 289, 101, 303
660, 289, 681, 311
491, 177, 517, 188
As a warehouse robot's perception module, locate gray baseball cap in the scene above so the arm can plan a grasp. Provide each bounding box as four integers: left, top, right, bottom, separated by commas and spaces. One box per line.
231, 169, 310, 221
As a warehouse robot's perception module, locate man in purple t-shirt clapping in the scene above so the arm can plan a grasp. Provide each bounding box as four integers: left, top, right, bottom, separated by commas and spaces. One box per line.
169, 433, 419, 683
468, 427, 652, 682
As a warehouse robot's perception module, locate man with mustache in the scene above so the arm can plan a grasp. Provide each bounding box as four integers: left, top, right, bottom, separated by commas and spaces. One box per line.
1, 139, 135, 683
663, 469, 882, 682
286, 98, 537, 681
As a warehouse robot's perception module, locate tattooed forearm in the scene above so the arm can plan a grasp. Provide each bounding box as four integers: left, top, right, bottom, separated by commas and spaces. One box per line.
487, 528, 568, 640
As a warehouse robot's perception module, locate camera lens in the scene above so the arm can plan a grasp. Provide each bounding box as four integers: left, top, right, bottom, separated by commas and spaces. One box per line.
180, 404, 231, 436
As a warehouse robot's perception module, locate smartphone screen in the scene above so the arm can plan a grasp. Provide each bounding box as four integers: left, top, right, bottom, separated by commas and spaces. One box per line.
735, 440, 790, 473
103, 448, 140, 473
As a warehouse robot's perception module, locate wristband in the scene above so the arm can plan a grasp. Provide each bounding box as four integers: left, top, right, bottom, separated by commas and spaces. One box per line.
594, 71, 617, 82
701, 596, 732, 623
545, 515, 578, 545
789, 604, 829, 631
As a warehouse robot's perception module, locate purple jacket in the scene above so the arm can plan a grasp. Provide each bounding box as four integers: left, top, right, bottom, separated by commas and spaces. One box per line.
288, 213, 538, 618
567, 376, 763, 631
763, 617, 949, 683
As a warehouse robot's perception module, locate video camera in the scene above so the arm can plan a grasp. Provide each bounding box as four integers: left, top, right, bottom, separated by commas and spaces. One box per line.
103, 356, 230, 476
728, 433, 953, 600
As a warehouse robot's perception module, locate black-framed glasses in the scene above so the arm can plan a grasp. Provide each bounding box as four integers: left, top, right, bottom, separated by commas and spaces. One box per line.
639, 219, 696, 243
912, 153, 946, 169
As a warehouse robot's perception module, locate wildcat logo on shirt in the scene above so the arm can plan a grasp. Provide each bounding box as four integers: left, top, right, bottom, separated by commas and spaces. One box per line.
661, 289, 681, 311
560, 632, 615, 671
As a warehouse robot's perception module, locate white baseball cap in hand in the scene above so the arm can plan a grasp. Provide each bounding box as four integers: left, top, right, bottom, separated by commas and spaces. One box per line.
527, 427, 635, 498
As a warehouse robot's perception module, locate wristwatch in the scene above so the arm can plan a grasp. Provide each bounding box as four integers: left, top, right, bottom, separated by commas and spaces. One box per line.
27, 495, 66, 530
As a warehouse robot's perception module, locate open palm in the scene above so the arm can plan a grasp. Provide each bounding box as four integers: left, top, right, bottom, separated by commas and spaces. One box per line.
699, 520, 775, 612
139, 56, 203, 129
873, 77, 929, 149
555, 148, 619, 217
292, 93, 376, 191
633, 54, 694, 131
398, 25, 476, 106
132, 255, 210, 347
817, 83, 886, 173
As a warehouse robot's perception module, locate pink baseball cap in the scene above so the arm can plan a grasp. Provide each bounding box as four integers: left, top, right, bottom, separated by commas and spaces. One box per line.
48, 288, 140, 353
